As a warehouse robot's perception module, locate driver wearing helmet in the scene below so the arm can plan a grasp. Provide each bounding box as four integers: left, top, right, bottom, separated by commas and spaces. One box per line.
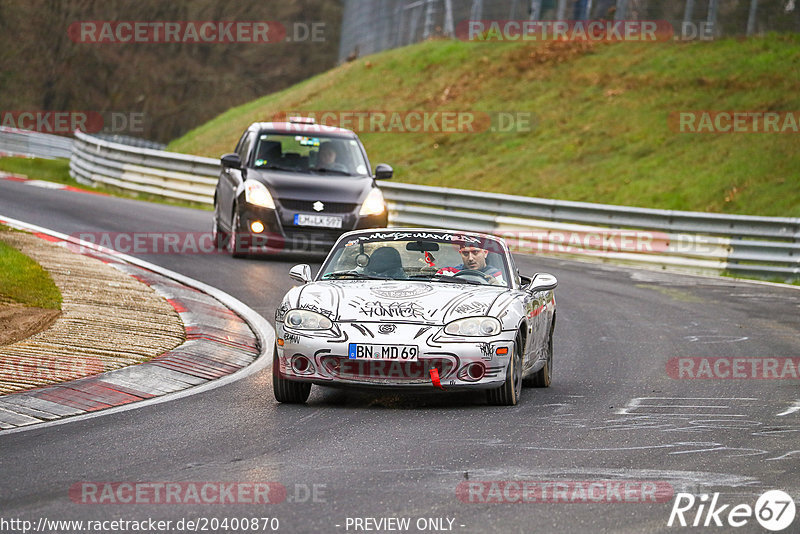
436, 245, 504, 283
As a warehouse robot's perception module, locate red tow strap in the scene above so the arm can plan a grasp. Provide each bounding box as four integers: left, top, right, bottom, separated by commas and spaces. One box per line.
430, 368, 445, 390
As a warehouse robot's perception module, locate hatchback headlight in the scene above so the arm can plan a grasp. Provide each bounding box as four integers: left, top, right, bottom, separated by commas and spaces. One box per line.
245, 180, 275, 209
444, 317, 501, 337
359, 188, 385, 216
284, 309, 332, 330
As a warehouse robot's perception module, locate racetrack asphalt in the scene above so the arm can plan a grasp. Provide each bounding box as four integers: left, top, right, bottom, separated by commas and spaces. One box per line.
0, 178, 798, 533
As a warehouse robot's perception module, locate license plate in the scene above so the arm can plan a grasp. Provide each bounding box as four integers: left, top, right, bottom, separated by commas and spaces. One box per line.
294, 213, 343, 228
348, 343, 419, 361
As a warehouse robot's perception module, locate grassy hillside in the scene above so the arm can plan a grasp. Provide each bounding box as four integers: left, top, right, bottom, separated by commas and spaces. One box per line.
169, 35, 800, 217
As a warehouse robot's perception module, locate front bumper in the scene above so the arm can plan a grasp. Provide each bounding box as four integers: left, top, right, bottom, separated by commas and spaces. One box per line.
275, 322, 514, 390
238, 204, 387, 253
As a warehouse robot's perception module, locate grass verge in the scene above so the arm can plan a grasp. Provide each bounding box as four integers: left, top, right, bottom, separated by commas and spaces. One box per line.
0, 226, 62, 309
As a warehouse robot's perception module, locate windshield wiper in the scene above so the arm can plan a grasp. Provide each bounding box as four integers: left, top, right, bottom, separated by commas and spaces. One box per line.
311, 167, 352, 176
323, 271, 390, 280
407, 274, 482, 285
259, 164, 298, 173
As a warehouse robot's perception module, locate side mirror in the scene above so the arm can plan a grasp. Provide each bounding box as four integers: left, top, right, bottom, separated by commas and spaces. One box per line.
527, 273, 558, 292
374, 163, 393, 180
221, 153, 242, 169
289, 264, 313, 284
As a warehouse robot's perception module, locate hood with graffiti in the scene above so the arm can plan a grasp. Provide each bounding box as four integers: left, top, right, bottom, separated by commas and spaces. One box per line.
277, 280, 523, 326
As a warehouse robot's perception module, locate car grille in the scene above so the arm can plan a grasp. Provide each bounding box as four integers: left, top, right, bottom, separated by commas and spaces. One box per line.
279, 199, 357, 214
320, 356, 456, 382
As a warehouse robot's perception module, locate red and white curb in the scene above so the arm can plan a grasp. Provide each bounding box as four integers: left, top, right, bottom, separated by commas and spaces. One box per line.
0, 171, 107, 196
0, 215, 275, 434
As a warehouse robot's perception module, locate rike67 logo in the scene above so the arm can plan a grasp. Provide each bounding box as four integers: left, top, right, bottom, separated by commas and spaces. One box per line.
668, 490, 796, 531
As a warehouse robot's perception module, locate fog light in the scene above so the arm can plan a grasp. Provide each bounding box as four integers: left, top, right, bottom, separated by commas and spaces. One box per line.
467, 362, 486, 380
292, 355, 313, 374
251, 221, 265, 233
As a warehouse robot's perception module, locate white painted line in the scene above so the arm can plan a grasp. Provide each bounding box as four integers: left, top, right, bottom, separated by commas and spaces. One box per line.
766, 450, 800, 461
647, 413, 748, 418
636, 405, 733, 409
25, 180, 66, 189
0, 214, 275, 437
776, 400, 800, 417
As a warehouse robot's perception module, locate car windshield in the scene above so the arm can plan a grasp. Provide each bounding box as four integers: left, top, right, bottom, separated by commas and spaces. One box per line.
319, 231, 512, 287
252, 132, 369, 176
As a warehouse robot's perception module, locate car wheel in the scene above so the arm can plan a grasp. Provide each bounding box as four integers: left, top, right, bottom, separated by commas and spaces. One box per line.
526, 324, 553, 388
272, 348, 311, 404
227, 209, 248, 258
487, 333, 522, 406
212, 211, 228, 250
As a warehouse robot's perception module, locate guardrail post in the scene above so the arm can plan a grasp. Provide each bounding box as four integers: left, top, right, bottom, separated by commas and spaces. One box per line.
556, 0, 567, 21
529, 0, 543, 20
614, 0, 629, 21
747, 0, 759, 36
706, 0, 719, 38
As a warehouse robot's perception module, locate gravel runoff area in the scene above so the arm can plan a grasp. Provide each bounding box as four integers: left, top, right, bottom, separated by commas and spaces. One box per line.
0, 230, 185, 395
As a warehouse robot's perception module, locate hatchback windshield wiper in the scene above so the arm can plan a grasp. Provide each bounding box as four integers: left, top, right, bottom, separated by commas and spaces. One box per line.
258, 164, 298, 173
311, 167, 352, 176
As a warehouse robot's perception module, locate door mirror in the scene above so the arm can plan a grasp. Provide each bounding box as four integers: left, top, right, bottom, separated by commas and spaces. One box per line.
289, 264, 313, 284
374, 163, 393, 180
221, 153, 242, 169
526, 273, 558, 293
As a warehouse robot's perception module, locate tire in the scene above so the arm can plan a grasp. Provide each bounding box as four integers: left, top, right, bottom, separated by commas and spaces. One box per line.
487, 333, 522, 406
212, 211, 228, 250
526, 324, 553, 388
272, 348, 311, 404
227, 209, 248, 258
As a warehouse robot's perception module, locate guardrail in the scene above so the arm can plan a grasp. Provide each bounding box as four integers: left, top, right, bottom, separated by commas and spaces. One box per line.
0, 127, 73, 160
3, 129, 798, 280
70, 130, 218, 204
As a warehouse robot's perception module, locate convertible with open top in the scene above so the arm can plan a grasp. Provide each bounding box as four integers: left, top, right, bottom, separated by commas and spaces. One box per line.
273, 228, 558, 405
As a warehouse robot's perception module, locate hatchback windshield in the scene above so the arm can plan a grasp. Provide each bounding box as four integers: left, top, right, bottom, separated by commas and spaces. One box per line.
319, 231, 511, 287
253, 132, 369, 176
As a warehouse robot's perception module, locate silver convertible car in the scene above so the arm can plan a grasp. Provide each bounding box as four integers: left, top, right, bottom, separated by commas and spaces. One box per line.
273, 228, 557, 406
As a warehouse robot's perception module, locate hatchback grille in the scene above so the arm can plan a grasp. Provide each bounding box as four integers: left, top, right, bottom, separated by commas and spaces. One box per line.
280, 199, 357, 214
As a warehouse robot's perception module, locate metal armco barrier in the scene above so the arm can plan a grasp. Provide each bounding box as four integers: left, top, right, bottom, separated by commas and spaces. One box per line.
70, 130, 218, 204
0, 127, 73, 160
3, 129, 798, 280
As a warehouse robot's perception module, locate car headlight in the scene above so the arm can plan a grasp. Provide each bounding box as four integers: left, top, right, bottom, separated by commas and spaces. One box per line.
245, 180, 275, 209
444, 317, 501, 337
359, 188, 385, 216
284, 309, 332, 330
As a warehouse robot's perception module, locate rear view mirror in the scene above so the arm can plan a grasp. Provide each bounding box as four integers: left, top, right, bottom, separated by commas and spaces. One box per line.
406, 241, 440, 252
374, 163, 393, 180
527, 273, 558, 292
289, 264, 312, 284
221, 153, 242, 169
